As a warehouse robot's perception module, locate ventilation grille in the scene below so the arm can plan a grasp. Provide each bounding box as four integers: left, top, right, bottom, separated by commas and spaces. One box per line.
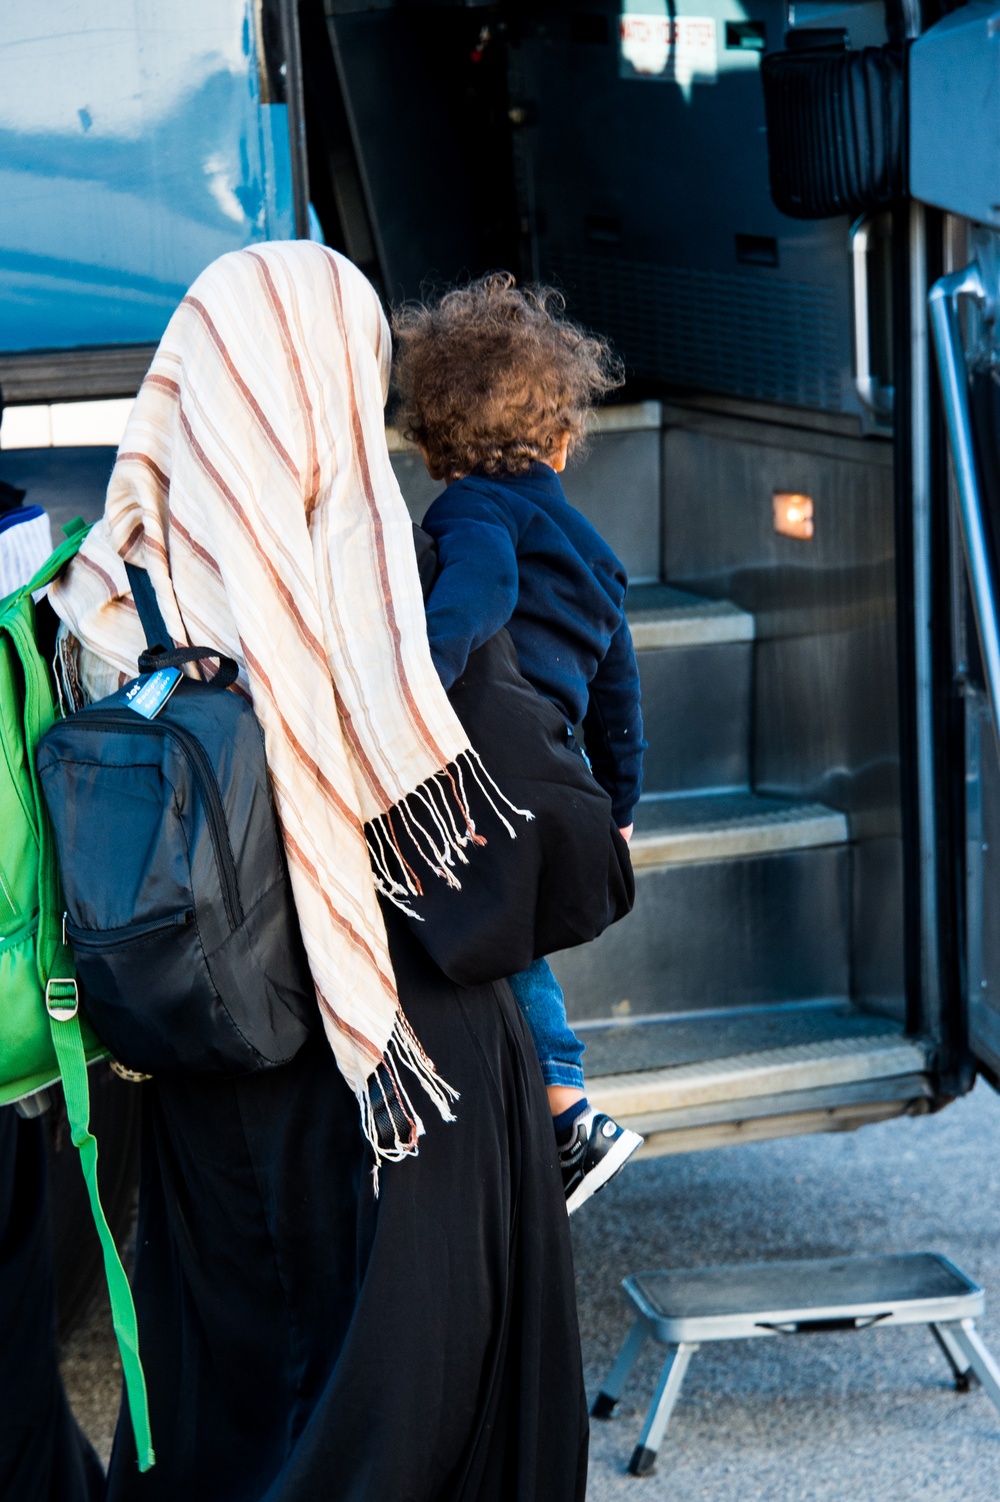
549, 252, 844, 412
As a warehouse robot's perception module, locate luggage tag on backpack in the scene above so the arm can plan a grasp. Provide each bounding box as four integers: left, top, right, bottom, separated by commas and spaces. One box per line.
121, 666, 183, 719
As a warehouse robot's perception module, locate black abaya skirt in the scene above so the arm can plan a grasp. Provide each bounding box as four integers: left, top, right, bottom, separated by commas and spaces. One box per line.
0, 1107, 104, 1502
105, 910, 589, 1502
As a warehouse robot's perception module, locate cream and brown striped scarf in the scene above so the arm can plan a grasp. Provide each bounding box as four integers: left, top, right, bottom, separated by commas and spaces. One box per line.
50, 241, 526, 1174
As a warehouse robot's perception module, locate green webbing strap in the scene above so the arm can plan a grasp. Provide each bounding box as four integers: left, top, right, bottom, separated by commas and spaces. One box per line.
0, 517, 92, 619
25, 516, 93, 597
15, 519, 154, 1470
46, 962, 155, 1472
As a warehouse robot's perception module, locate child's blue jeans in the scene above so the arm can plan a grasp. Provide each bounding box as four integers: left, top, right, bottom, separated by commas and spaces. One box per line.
507, 957, 586, 1091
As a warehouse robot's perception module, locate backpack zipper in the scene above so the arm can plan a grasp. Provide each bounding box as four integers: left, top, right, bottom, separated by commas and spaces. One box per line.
68, 713, 244, 933
65, 908, 195, 951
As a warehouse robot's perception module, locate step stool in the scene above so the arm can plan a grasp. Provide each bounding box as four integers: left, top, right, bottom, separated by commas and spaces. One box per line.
591, 1253, 1000, 1477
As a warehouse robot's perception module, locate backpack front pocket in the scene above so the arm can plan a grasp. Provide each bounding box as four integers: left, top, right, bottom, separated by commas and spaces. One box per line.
39, 682, 315, 1079
65, 909, 266, 1075
67, 910, 194, 952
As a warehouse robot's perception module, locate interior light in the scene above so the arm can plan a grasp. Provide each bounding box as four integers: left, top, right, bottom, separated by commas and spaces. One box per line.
773, 492, 815, 540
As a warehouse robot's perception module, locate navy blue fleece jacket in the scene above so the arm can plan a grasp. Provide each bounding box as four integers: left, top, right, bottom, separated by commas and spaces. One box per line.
421, 462, 645, 825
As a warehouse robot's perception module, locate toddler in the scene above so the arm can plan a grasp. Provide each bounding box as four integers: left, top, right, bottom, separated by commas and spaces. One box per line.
393, 274, 645, 1212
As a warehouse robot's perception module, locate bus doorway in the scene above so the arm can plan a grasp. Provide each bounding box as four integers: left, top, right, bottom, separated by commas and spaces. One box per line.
301, 0, 947, 1154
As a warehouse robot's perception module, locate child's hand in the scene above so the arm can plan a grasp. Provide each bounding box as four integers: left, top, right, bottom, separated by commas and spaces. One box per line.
618, 824, 633, 843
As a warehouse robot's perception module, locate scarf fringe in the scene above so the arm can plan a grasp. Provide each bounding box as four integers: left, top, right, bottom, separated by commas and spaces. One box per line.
359, 1011, 461, 1195
465, 747, 535, 836
360, 748, 531, 1191
365, 748, 533, 916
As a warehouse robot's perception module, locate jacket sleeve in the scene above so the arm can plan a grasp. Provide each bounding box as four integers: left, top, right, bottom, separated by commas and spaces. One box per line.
582, 615, 646, 827
421, 487, 520, 690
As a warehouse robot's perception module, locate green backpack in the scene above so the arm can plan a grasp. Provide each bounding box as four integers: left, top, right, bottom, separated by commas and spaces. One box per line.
0, 518, 154, 1471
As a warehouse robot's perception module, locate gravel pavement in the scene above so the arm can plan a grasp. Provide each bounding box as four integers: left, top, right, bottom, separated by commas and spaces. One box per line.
63, 1085, 1000, 1498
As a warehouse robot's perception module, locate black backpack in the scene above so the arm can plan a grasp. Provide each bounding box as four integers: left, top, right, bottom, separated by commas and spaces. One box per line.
37, 567, 316, 1077
391, 528, 635, 988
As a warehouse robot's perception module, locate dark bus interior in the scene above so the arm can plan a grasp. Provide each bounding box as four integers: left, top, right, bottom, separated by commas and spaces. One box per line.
292, 0, 929, 1145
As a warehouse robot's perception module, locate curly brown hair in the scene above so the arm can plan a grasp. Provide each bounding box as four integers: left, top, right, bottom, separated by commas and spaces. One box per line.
391, 273, 623, 480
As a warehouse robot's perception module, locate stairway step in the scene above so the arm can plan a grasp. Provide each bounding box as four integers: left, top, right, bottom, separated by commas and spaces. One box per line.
589, 1029, 928, 1124
579, 1000, 893, 1077
631, 792, 848, 869
627, 584, 754, 651
634, 637, 752, 795
625, 585, 755, 796
552, 832, 850, 1022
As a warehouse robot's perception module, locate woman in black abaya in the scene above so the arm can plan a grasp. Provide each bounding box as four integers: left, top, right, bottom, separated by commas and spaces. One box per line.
50, 241, 589, 1502
0, 1106, 104, 1502
105, 912, 587, 1502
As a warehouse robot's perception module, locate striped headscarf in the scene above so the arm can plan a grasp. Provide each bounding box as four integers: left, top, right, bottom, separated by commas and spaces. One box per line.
50, 241, 524, 1173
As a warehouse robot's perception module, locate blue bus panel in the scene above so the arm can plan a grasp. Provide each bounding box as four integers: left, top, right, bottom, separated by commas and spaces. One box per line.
0, 0, 293, 354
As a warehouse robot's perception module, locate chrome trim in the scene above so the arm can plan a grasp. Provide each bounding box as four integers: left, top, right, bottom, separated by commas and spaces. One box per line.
852, 216, 876, 410
928, 260, 1000, 748
912, 204, 942, 1022
850, 214, 893, 420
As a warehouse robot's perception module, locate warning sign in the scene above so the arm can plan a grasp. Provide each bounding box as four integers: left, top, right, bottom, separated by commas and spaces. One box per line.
620, 13, 718, 86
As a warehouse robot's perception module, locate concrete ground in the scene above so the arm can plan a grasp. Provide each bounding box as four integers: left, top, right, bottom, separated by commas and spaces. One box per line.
63, 1085, 1000, 1498
576, 1085, 1000, 1502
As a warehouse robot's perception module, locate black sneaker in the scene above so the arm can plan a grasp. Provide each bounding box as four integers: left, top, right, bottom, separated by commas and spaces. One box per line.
559, 1107, 643, 1214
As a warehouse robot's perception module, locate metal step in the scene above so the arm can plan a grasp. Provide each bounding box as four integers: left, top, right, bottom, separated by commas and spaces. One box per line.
553, 836, 850, 1018
627, 583, 754, 651
591, 1030, 926, 1119
578, 999, 899, 1077
630, 791, 848, 869
587, 1026, 931, 1157
551, 792, 851, 1022
626, 586, 755, 796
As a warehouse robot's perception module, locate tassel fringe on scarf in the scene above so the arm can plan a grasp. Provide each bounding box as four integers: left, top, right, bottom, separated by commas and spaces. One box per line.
366, 748, 533, 916
363, 749, 533, 1192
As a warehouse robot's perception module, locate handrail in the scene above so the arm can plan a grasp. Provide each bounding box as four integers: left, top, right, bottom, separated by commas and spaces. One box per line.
928, 262, 1000, 749
851, 217, 876, 411
851, 216, 893, 421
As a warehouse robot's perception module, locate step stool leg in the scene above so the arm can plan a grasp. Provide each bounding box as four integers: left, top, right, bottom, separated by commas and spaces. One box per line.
628, 1341, 698, 1478
930, 1322, 975, 1392
944, 1320, 1000, 1419
592, 1318, 650, 1419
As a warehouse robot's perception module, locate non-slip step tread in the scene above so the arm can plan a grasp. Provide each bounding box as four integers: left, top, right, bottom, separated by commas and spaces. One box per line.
631, 792, 849, 868
578, 1002, 896, 1077
627, 584, 755, 650
589, 1030, 928, 1121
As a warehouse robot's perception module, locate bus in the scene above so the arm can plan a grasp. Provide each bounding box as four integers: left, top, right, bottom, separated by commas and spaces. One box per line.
2, 0, 997, 1327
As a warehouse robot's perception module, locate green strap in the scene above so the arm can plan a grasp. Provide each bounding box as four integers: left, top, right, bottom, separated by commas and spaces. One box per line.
14, 521, 154, 1471
47, 965, 155, 1472
25, 517, 93, 596
0, 517, 93, 619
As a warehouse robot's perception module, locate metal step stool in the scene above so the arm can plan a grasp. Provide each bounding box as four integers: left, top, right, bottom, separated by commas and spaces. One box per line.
592, 1253, 1000, 1477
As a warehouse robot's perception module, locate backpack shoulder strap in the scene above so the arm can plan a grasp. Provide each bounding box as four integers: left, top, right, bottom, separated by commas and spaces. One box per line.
45, 980, 155, 1471
11, 519, 156, 1471
0, 517, 92, 624
23, 516, 93, 596
124, 562, 172, 653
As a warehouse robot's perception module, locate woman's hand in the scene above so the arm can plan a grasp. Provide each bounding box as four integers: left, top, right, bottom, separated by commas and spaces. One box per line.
618, 824, 633, 843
